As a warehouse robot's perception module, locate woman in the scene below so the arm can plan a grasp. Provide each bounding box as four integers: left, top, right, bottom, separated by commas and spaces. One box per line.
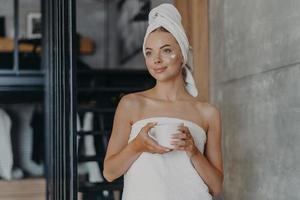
103, 3, 223, 200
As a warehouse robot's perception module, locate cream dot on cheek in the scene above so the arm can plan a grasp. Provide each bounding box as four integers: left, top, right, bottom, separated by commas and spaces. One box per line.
162, 52, 183, 67
170, 53, 176, 59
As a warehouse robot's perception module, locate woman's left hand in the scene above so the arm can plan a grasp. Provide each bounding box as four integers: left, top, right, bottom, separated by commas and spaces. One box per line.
171, 125, 199, 158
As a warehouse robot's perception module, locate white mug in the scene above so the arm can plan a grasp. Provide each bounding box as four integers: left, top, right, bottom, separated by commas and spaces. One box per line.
149, 123, 183, 149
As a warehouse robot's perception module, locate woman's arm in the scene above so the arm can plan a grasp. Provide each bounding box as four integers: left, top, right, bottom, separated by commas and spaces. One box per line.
103, 94, 170, 182
172, 104, 223, 197
190, 105, 223, 196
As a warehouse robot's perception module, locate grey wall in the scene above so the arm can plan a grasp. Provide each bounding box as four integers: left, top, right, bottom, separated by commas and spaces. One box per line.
210, 0, 300, 199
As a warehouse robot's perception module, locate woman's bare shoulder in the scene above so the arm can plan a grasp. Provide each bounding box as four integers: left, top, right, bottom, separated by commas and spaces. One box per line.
195, 101, 221, 121
117, 90, 151, 110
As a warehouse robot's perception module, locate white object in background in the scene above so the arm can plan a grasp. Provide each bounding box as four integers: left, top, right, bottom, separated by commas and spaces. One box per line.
83, 112, 103, 183
77, 114, 81, 153
12, 104, 43, 176
11, 167, 24, 179
0, 108, 13, 180
77, 114, 88, 175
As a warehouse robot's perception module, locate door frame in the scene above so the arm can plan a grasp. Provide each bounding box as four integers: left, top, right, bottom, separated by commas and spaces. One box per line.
175, 0, 209, 102
43, 0, 77, 199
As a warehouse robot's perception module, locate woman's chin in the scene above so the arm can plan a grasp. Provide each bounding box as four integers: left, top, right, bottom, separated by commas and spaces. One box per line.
149, 69, 179, 82
153, 74, 175, 82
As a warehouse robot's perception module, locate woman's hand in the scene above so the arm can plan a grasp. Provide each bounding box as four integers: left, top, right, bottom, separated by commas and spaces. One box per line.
171, 125, 199, 158
131, 122, 171, 154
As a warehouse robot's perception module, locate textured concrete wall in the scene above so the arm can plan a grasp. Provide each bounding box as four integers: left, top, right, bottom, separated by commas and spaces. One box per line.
210, 0, 300, 199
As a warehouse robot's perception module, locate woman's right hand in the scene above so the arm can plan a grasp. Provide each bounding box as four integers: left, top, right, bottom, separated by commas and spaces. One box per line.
131, 122, 171, 154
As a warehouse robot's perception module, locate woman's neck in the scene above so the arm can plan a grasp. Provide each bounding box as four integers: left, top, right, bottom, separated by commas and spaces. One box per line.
152, 78, 189, 102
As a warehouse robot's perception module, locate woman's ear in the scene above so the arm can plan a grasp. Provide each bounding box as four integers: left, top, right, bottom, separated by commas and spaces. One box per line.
181, 58, 185, 67
181, 67, 187, 81
180, 54, 184, 65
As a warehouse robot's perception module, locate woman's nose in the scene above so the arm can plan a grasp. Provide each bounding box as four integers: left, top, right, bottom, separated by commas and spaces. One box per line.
153, 53, 161, 64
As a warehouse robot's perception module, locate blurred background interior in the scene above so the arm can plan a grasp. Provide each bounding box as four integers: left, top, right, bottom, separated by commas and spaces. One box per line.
0, 0, 170, 199
0, 0, 299, 200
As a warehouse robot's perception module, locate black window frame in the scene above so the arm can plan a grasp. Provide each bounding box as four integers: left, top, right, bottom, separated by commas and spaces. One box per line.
43, 0, 77, 199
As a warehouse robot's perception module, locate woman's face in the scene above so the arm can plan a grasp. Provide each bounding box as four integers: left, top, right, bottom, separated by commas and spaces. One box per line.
144, 31, 183, 82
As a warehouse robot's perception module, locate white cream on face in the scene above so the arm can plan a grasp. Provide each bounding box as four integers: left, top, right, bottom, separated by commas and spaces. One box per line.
160, 51, 180, 66
170, 54, 176, 59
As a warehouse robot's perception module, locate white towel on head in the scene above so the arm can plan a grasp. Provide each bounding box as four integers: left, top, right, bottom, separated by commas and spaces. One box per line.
143, 3, 198, 97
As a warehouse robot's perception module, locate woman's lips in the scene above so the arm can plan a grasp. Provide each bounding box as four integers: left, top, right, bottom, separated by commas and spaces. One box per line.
153, 66, 167, 73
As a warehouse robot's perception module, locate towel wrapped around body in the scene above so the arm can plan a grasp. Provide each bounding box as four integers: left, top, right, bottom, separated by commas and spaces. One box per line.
122, 117, 212, 200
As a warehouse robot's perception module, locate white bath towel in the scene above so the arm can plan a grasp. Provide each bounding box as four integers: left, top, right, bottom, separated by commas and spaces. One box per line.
122, 117, 212, 200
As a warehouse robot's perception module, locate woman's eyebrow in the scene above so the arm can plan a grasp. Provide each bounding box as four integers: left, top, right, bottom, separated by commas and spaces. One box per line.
160, 44, 171, 49
145, 44, 171, 50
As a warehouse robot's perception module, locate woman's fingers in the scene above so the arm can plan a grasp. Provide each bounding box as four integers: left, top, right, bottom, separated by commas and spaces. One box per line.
144, 122, 171, 153
142, 122, 157, 133
178, 126, 190, 134
171, 126, 194, 150
172, 126, 192, 140
138, 122, 176, 154
146, 138, 171, 153
171, 139, 192, 148
172, 133, 189, 140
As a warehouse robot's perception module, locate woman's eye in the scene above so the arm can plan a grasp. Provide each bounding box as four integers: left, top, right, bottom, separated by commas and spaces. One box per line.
145, 51, 152, 56
163, 49, 172, 53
